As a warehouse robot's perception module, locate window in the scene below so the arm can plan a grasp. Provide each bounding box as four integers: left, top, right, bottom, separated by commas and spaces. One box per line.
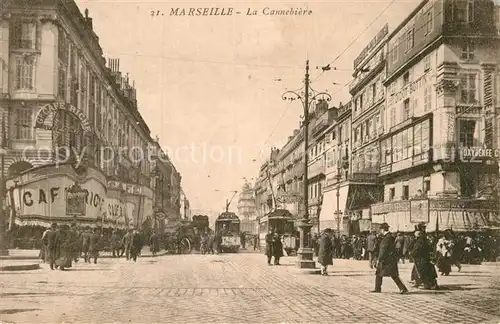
403, 72, 410, 86
11, 21, 37, 50
461, 42, 475, 60
414, 123, 422, 156
424, 55, 431, 71
426, 11, 433, 34
391, 43, 398, 63
424, 86, 431, 112
58, 62, 67, 100
390, 106, 396, 127
405, 28, 414, 51
402, 185, 409, 200
458, 119, 477, 147
13, 107, 32, 140
372, 83, 377, 101
389, 188, 395, 201
467, 0, 474, 22
459, 73, 477, 103
424, 180, 431, 196
359, 93, 364, 111
403, 99, 411, 121
15, 56, 35, 90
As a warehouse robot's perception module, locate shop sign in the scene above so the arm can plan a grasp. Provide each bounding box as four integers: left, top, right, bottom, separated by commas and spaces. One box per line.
456, 106, 482, 115
461, 147, 500, 159
34, 102, 91, 132
18, 178, 105, 219
106, 198, 126, 223
388, 73, 429, 105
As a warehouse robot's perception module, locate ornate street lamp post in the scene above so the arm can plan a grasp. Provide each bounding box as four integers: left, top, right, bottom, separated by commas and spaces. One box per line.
282, 60, 332, 269
0, 117, 9, 255
335, 152, 349, 237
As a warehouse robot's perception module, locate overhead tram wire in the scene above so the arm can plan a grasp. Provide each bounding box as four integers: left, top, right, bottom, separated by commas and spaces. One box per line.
312, 0, 396, 83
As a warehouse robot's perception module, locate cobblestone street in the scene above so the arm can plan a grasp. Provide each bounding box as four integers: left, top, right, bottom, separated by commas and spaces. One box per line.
1, 252, 499, 323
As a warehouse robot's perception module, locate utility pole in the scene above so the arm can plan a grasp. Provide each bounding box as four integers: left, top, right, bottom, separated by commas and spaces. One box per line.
282, 60, 331, 269
0, 116, 9, 255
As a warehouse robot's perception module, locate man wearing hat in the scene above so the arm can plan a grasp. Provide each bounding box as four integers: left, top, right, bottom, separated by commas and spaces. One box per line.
318, 228, 334, 275
370, 222, 408, 294
42, 223, 60, 270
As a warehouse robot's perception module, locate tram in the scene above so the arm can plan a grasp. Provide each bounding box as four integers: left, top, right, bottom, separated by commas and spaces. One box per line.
258, 209, 297, 255
215, 211, 241, 253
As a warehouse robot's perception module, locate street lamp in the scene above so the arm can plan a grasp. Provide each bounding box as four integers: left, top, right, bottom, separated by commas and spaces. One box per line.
0, 116, 9, 255
282, 60, 332, 269
335, 151, 349, 237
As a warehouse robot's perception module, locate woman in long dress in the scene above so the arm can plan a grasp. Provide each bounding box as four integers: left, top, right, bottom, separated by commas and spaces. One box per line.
436, 234, 452, 276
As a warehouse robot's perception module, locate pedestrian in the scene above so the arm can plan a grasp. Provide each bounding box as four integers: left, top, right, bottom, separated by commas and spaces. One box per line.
395, 232, 406, 264
81, 228, 91, 263
366, 230, 378, 269
410, 223, 438, 289
42, 223, 59, 270
273, 232, 283, 265
88, 228, 101, 264
39, 226, 50, 262
318, 228, 334, 275
240, 232, 246, 249
149, 231, 160, 257
55, 225, 73, 271
370, 223, 409, 294
111, 230, 122, 257
436, 234, 452, 276
130, 229, 142, 262
122, 229, 133, 260
207, 231, 215, 254
265, 228, 274, 265
68, 223, 80, 263
253, 234, 258, 251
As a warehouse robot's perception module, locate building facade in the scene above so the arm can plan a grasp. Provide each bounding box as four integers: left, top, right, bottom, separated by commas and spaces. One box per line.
237, 182, 257, 221
0, 1, 184, 236
372, 0, 500, 232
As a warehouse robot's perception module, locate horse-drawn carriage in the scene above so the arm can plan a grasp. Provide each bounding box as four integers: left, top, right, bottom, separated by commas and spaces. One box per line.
163, 215, 212, 254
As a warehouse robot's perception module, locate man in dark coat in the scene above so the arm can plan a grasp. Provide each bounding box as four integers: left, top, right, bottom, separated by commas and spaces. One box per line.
130, 229, 143, 262
80, 228, 91, 263
149, 232, 160, 257
318, 228, 334, 275
88, 228, 101, 264
370, 223, 408, 294
111, 230, 122, 257
410, 223, 438, 289
272, 232, 283, 265
42, 223, 60, 270
265, 228, 274, 265
366, 231, 378, 269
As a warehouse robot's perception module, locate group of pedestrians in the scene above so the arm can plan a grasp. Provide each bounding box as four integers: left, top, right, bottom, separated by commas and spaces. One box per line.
39, 223, 149, 270
314, 222, 473, 293
265, 228, 283, 265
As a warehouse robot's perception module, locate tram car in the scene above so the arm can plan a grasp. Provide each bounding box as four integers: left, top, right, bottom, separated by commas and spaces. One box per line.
258, 209, 297, 255
215, 211, 241, 253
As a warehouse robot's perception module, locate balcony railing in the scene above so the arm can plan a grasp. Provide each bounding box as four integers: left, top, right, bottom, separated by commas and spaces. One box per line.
308, 158, 325, 179
347, 172, 378, 183
349, 57, 385, 94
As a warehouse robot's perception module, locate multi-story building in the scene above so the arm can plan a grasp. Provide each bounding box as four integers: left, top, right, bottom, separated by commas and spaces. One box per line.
372, 0, 500, 232
319, 101, 355, 234
253, 160, 273, 218
237, 182, 257, 221
306, 99, 338, 233
0, 1, 183, 238
150, 139, 182, 232
271, 126, 304, 217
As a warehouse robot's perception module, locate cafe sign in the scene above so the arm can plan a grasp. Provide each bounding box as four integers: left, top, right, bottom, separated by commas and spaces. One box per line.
34, 102, 92, 133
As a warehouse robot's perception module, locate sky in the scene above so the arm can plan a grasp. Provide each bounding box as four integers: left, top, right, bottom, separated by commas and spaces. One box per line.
76, 0, 421, 215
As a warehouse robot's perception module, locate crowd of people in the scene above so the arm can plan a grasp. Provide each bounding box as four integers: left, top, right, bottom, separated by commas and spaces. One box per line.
312, 228, 498, 267
39, 223, 152, 270
312, 222, 499, 292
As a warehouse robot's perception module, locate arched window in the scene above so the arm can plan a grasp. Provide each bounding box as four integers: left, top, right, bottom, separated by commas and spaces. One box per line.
53, 110, 83, 153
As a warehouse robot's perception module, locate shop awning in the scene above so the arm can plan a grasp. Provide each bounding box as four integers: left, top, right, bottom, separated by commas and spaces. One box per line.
428, 209, 491, 232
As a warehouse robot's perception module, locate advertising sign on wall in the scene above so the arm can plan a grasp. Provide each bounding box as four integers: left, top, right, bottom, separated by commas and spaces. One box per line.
410, 199, 429, 223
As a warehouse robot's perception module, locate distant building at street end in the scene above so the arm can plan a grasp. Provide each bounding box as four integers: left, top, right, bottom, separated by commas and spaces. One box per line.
237, 182, 257, 220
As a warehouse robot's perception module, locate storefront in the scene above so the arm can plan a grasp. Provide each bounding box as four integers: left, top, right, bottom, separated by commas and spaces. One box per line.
8, 164, 107, 228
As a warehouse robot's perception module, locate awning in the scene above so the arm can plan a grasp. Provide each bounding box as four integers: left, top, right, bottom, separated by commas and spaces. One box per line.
319, 186, 348, 230
428, 209, 491, 232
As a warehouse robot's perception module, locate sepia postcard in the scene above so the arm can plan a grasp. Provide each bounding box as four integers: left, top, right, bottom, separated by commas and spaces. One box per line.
0, 0, 499, 323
